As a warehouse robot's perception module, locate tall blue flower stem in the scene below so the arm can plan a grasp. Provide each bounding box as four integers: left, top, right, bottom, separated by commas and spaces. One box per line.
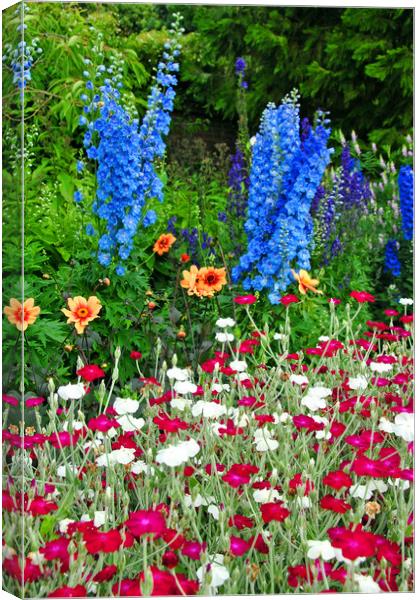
232, 91, 333, 304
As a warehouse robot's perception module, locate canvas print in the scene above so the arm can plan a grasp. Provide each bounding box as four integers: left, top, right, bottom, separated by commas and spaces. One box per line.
2, 1, 414, 597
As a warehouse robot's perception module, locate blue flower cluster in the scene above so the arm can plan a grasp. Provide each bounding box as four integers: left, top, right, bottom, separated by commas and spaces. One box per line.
227, 145, 249, 220
166, 216, 215, 264
235, 56, 248, 89
232, 92, 333, 303
398, 165, 413, 241
384, 239, 401, 277
2, 2, 42, 97
79, 16, 183, 274
314, 144, 371, 265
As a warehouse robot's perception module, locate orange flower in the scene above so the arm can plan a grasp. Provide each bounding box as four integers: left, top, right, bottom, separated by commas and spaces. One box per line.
153, 233, 176, 256
197, 266, 227, 297
4, 298, 40, 331
181, 265, 227, 298
62, 296, 102, 335
291, 269, 323, 295
181, 265, 200, 296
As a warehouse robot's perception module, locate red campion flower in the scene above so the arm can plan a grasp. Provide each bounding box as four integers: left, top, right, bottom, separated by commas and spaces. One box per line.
161, 528, 186, 550
153, 413, 189, 433
230, 535, 251, 556
204, 462, 225, 475
76, 364, 105, 382
26, 495, 58, 516
288, 473, 314, 495
130, 350, 142, 360
48, 431, 81, 449
3, 489, 16, 511
280, 294, 300, 306
125, 510, 166, 537
222, 464, 259, 488
288, 564, 314, 587
112, 578, 141, 596
88, 414, 119, 432
3, 555, 43, 583
3, 394, 19, 406
350, 456, 386, 478
384, 308, 399, 317
234, 294, 257, 305
181, 540, 206, 561
162, 550, 179, 568
48, 586, 87, 598
260, 502, 290, 524
26, 396, 46, 408
293, 414, 325, 433
350, 290, 376, 303
83, 528, 122, 554
93, 564, 118, 582
228, 514, 255, 530
328, 527, 377, 561
250, 533, 269, 554
375, 536, 402, 566
320, 495, 352, 514
40, 537, 70, 563
322, 470, 353, 490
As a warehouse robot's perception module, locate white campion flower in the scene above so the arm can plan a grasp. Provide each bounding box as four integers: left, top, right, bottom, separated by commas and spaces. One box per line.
156, 438, 200, 467
62, 420, 84, 432
184, 493, 216, 508
378, 416, 395, 434
296, 496, 312, 509
252, 488, 282, 503
307, 540, 336, 561
279, 412, 292, 423
59, 519, 75, 534
170, 397, 192, 411
253, 428, 279, 451
370, 361, 393, 373
302, 395, 327, 412
399, 297, 413, 306
348, 375, 368, 391
393, 413, 414, 442
237, 371, 251, 381
208, 504, 220, 520
113, 397, 139, 415
211, 383, 231, 393
318, 335, 330, 342
167, 367, 190, 381
196, 554, 229, 588
349, 480, 388, 500
379, 413, 414, 442
229, 359, 247, 372
387, 478, 410, 491
308, 386, 332, 398
216, 317, 236, 328
273, 333, 287, 341
354, 574, 381, 593
215, 332, 234, 343
227, 407, 249, 427
191, 401, 227, 419
116, 415, 145, 432
174, 380, 197, 395
93, 511, 107, 528
289, 374, 309, 386
57, 465, 78, 478
96, 447, 136, 467
131, 460, 155, 476
57, 383, 85, 400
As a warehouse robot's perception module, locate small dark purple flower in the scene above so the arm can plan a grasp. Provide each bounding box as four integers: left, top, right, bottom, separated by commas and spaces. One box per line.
235, 57, 246, 75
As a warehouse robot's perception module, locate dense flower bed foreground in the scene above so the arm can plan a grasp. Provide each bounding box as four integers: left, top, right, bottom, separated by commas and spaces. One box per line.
2, 294, 413, 596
